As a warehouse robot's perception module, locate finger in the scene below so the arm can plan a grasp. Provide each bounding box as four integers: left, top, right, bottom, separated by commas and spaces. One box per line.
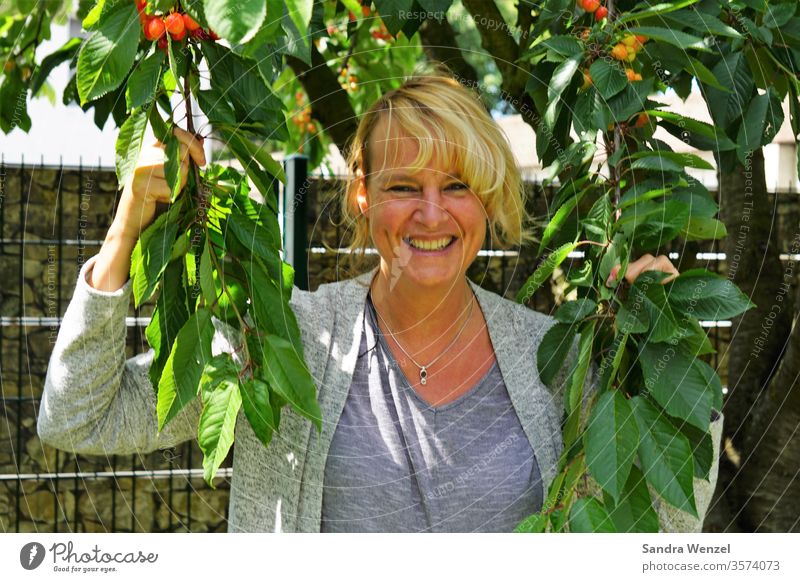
623, 254, 655, 285
140, 179, 172, 204
179, 159, 190, 189
173, 126, 206, 166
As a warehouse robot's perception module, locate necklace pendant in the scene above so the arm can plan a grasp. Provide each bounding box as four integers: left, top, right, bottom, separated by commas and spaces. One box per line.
419, 367, 428, 385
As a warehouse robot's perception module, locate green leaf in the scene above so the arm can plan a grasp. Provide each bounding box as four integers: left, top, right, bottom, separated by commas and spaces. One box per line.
563, 321, 595, 448
205, 0, 267, 43
585, 391, 639, 503
517, 242, 578, 303
77, 2, 140, 105
544, 54, 582, 129
661, 8, 743, 38
706, 52, 754, 129
639, 343, 714, 431
31, 37, 82, 97
681, 422, 714, 481
227, 212, 281, 265
245, 259, 305, 356
684, 57, 731, 93
630, 151, 714, 171
615, 0, 702, 25
648, 110, 737, 151
145, 260, 190, 391
763, 2, 796, 29
514, 512, 549, 533
569, 498, 616, 532
554, 298, 596, 324
240, 377, 275, 446
261, 334, 321, 432
157, 309, 215, 430
199, 243, 216, 306
628, 271, 681, 343
126, 50, 165, 109
667, 269, 755, 320
589, 59, 628, 100
682, 216, 727, 241
625, 26, 710, 51
115, 107, 150, 191
538, 188, 589, 255
163, 132, 184, 202
149, 107, 170, 143
375, 0, 415, 36
620, 200, 690, 251
737, 88, 784, 164
198, 355, 242, 486
528, 35, 583, 59
604, 465, 659, 532
631, 396, 697, 518
130, 201, 183, 307
537, 322, 576, 388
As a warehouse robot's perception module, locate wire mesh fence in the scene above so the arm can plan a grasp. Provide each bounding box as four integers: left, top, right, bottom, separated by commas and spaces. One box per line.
1, 157, 797, 532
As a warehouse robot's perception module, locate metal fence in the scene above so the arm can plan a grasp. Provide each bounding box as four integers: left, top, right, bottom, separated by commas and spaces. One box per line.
1, 155, 798, 532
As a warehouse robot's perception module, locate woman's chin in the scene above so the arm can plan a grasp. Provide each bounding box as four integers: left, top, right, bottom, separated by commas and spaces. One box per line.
397, 264, 463, 290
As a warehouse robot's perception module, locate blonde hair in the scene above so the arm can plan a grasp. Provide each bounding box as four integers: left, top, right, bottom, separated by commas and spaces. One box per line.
337, 63, 536, 276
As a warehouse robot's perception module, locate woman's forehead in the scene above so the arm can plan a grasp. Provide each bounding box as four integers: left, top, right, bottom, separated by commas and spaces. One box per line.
368, 116, 457, 179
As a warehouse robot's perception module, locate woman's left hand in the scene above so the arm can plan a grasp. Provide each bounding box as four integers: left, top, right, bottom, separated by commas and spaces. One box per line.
606, 253, 679, 287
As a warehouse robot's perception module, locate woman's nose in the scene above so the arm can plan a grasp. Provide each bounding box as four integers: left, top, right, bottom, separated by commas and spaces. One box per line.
415, 188, 447, 225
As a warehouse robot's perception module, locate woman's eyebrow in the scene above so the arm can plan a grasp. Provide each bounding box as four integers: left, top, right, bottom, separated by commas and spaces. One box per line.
380, 172, 464, 182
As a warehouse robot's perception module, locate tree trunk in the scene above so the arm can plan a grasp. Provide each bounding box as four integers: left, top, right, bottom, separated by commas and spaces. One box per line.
706, 148, 795, 531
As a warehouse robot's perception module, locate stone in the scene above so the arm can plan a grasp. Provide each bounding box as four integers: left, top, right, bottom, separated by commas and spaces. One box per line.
23, 258, 44, 280
77, 485, 154, 532
25, 435, 60, 471
19, 489, 75, 524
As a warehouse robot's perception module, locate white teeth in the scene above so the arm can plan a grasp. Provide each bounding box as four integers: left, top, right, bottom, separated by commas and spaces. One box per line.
405, 236, 454, 250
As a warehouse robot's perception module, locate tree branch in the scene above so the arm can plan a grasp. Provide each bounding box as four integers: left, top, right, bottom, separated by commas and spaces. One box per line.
460, 0, 526, 96
459, 0, 542, 136
417, 17, 479, 88
285, 43, 359, 158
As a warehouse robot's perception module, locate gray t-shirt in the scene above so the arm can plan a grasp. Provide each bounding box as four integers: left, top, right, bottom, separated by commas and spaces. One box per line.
321, 294, 543, 532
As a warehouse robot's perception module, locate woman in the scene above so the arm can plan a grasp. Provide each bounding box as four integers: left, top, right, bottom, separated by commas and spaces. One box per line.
38, 70, 721, 533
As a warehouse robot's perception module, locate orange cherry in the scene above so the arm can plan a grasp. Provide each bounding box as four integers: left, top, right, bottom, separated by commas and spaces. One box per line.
144, 16, 165, 41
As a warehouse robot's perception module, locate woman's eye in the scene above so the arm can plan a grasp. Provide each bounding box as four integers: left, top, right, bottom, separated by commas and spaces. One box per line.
388, 186, 415, 193
447, 183, 469, 191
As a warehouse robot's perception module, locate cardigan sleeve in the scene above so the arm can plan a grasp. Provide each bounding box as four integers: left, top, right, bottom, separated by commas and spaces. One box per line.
37, 256, 205, 456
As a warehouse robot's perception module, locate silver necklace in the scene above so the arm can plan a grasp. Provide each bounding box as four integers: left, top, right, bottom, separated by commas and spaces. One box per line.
369, 285, 475, 385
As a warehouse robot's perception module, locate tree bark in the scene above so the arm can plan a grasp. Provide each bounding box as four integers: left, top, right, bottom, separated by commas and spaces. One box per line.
418, 18, 480, 88
706, 148, 795, 531
285, 44, 359, 159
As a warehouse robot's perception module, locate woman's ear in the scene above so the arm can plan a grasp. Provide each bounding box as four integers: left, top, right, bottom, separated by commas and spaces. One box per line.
356, 170, 368, 215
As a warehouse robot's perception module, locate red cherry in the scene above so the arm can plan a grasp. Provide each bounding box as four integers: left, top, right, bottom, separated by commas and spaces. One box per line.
581, 0, 600, 12
182, 13, 201, 32
144, 16, 165, 41
165, 13, 185, 36
209, 29, 220, 40
158, 35, 168, 50
595, 6, 608, 20
170, 27, 187, 41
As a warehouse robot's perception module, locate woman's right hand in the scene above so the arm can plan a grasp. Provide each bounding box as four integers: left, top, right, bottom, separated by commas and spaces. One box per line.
89, 127, 206, 292
114, 126, 207, 242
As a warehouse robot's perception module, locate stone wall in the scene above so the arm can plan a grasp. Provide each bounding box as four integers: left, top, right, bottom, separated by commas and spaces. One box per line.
0, 164, 229, 533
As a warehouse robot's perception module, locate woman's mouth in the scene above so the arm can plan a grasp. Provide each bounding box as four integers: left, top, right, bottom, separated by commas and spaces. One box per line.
402, 236, 457, 254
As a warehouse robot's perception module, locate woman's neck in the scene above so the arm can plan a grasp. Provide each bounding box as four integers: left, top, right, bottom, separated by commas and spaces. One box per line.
368, 261, 475, 343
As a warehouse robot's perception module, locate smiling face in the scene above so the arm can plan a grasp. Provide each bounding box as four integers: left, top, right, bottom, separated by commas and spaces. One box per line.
356, 115, 487, 291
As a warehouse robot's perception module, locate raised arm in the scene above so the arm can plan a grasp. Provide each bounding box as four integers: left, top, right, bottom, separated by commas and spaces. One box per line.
37, 128, 208, 456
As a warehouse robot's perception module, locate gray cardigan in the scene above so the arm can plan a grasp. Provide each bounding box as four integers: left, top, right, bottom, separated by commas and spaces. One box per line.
38, 256, 723, 532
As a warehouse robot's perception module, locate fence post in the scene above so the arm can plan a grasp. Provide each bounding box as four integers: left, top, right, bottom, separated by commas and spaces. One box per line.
282, 154, 309, 290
